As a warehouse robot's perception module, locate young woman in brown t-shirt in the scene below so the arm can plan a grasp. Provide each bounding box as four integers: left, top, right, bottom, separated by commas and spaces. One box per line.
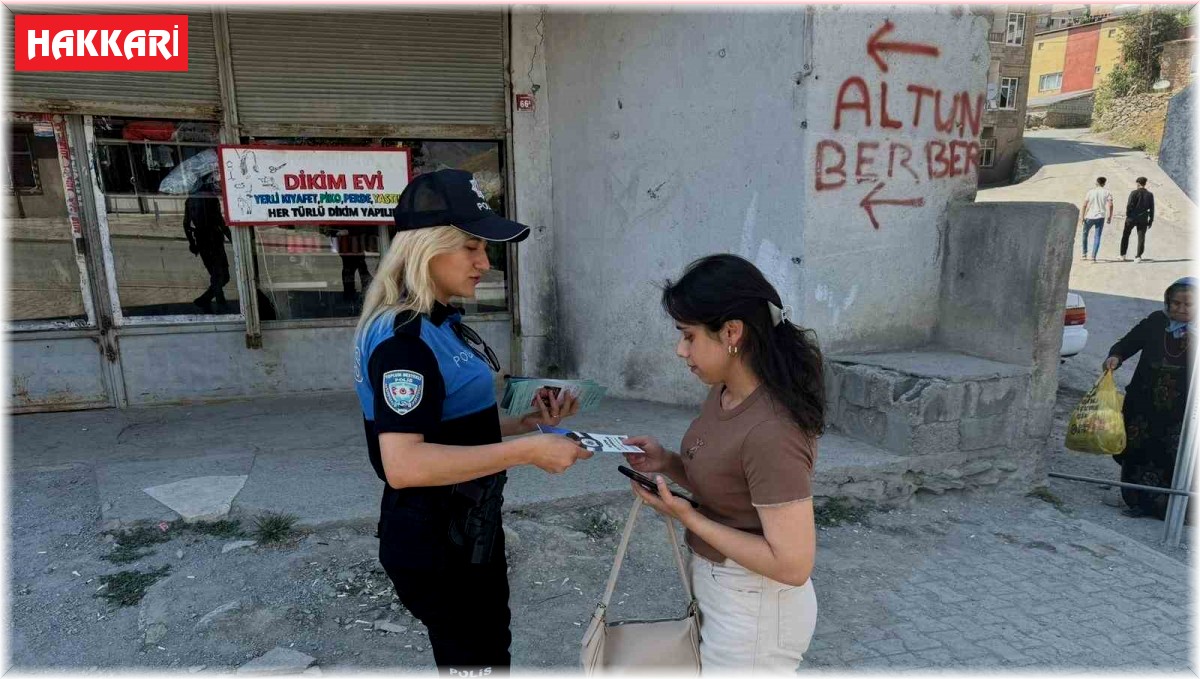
624, 254, 824, 673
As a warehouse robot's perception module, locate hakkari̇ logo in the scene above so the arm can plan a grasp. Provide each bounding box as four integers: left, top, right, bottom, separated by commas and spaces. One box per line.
15, 15, 189, 72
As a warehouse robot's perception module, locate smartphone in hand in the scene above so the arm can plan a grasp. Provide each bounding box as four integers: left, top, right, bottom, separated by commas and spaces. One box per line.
618, 465, 700, 509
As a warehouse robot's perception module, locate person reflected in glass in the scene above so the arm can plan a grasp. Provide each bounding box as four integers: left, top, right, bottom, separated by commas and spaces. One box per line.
184, 181, 233, 314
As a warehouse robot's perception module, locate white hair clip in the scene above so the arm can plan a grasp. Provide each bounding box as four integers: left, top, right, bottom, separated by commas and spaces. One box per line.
768, 302, 793, 327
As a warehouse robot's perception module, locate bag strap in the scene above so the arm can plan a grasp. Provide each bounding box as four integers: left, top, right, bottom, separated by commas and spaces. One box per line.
597, 496, 694, 611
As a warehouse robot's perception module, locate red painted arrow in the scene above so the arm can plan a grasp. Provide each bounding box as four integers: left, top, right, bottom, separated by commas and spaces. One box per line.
867, 20, 941, 73
860, 182, 924, 230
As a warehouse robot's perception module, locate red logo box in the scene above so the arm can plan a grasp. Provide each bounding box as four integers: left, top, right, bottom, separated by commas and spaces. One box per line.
14, 14, 188, 72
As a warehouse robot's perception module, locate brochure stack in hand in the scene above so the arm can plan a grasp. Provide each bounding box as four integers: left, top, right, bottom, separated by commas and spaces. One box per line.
500, 377, 607, 418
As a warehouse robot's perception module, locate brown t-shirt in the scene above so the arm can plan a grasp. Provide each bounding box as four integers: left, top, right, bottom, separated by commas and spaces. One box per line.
679, 385, 816, 563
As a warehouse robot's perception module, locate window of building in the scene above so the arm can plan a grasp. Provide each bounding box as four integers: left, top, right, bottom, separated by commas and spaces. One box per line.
1039, 72, 1063, 91
8, 131, 41, 194
1109, 29, 1117, 38
6, 121, 88, 325
92, 116, 238, 319
247, 138, 510, 322
999, 77, 1020, 110
980, 127, 997, 168
1038, 42, 1044, 50
1096, 65, 1102, 73
1006, 12, 1026, 45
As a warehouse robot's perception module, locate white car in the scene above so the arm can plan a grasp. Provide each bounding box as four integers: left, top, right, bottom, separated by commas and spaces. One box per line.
1062, 292, 1088, 358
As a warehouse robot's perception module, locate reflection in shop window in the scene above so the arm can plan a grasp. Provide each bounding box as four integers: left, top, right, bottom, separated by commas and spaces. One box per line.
93, 116, 240, 318
247, 137, 510, 321
8, 131, 41, 194
6, 121, 87, 324
253, 224, 380, 321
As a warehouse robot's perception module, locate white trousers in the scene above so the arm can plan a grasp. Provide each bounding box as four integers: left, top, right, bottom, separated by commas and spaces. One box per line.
690, 552, 817, 675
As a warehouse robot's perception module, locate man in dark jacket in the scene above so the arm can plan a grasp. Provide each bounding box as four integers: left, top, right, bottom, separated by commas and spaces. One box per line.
184, 192, 233, 313
1121, 176, 1155, 262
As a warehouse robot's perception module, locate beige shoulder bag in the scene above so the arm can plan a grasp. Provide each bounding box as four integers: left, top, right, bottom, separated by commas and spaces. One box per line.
580, 497, 701, 674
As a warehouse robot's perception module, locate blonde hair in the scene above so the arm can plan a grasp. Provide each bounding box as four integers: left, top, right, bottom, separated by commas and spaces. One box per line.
355, 225, 473, 337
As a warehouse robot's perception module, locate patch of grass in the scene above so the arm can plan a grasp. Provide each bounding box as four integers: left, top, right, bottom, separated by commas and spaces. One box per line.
253, 512, 299, 544
96, 566, 170, 607
578, 509, 620, 541
101, 523, 173, 564
181, 519, 245, 538
814, 497, 875, 527
102, 544, 152, 565
1026, 486, 1068, 513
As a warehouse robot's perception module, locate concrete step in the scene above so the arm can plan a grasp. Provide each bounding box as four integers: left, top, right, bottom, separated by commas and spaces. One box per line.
826, 348, 1035, 458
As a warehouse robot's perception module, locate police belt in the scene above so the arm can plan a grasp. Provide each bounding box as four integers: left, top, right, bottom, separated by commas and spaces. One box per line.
381, 472, 506, 566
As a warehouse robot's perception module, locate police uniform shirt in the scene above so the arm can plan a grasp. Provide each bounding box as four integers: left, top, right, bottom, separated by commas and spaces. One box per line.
355, 301, 502, 483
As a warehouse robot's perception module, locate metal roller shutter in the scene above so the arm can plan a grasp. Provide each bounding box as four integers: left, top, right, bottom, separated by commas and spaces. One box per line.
226, 9, 506, 136
6, 4, 221, 119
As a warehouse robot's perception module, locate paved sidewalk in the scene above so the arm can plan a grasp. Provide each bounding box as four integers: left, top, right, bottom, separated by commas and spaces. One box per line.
799, 497, 1193, 671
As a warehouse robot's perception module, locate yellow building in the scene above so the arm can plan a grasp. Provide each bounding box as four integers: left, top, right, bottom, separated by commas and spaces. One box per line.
1029, 17, 1124, 100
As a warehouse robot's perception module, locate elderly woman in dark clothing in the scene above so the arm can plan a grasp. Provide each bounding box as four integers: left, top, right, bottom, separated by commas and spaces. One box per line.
1103, 277, 1195, 518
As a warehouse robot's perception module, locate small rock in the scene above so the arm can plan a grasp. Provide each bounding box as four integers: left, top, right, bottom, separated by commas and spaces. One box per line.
236, 647, 315, 676
222, 540, 258, 554
302, 668, 322, 677
389, 603, 399, 612
176, 550, 184, 559
187, 665, 206, 673
102, 534, 116, 544
43, 566, 54, 574
144, 623, 168, 646
196, 600, 243, 628
336, 571, 353, 583
374, 620, 408, 634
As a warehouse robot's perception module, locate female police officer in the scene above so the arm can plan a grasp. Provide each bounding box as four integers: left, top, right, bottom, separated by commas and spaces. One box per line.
354, 169, 590, 673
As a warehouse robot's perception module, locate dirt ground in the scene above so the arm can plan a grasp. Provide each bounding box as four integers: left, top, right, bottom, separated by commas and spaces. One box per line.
8, 385, 1189, 672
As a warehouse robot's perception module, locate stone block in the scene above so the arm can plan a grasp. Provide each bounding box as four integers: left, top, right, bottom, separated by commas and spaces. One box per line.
837, 405, 887, 446
911, 421, 962, 455
959, 414, 1013, 451
839, 366, 871, 408
919, 382, 968, 423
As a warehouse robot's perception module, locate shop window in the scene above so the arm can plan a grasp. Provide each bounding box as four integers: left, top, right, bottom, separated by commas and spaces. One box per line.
999, 77, 1020, 110
92, 116, 239, 319
6, 121, 87, 324
8, 131, 40, 194
248, 138, 510, 321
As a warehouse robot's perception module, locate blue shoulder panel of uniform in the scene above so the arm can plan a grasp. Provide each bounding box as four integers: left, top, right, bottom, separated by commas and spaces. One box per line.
354, 308, 494, 423
418, 316, 497, 421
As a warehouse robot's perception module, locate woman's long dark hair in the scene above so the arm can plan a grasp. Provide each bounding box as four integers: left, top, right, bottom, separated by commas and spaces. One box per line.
662, 254, 825, 437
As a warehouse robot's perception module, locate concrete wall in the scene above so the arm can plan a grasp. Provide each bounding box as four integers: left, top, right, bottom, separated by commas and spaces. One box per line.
113, 318, 513, 405
511, 6, 561, 377
799, 8, 988, 353
542, 7, 989, 403
543, 10, 812, 404
1159, 84, 1195, 202
10, 316, 513, 410
937, 201, 1078, 440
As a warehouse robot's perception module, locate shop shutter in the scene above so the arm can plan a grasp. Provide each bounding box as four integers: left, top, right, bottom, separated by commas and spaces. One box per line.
5, 4, 221, 119
226, 9, 506, 136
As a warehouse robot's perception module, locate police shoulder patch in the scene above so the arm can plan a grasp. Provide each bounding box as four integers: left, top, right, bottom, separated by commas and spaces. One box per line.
382, 370, 424, 416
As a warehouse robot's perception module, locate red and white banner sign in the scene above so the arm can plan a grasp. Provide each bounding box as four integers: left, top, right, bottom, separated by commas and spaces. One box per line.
14, 14, 188, 72
218, 146, 412, 227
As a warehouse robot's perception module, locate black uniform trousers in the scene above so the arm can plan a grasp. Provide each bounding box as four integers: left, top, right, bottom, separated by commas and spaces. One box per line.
379, 506, 511, 675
